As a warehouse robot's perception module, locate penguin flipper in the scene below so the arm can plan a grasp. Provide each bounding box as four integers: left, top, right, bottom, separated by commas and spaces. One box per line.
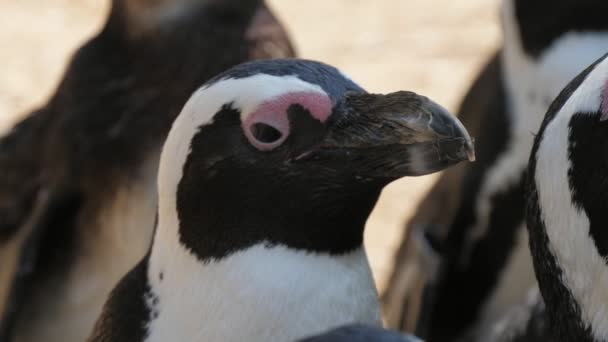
0, 113, 47, 340
88, 260, 151, 342
382, 50, 504, 335
0, 114, 45, 242
0, 188, 52, 341
0, 112, 82, 341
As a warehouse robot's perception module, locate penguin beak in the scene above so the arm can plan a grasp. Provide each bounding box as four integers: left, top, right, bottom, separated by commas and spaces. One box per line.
297, 91, 475, 178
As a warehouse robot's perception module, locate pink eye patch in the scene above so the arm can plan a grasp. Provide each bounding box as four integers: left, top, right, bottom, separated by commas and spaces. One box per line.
243, 91, 332, 151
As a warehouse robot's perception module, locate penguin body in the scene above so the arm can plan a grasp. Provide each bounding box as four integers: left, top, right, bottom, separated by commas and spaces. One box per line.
90, 59, 474, 342
0, 1, 294, 341
527, 52, 608, 342
383, 0, 608, 339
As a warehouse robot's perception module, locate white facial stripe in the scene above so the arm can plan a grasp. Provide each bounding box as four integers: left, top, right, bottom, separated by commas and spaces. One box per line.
535, 57, 608, 340
232, 75, 328, 122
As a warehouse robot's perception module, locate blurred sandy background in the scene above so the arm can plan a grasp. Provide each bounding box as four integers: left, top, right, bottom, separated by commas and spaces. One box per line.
0, 0, 500, 291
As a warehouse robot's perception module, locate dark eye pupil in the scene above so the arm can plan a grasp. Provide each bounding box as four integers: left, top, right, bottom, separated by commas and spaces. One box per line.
251, 123, 282, 143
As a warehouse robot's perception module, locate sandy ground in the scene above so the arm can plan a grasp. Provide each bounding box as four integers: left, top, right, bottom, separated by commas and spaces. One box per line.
0, 0, 500, 291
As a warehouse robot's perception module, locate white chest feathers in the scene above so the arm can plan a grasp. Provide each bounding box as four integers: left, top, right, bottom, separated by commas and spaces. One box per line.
144, 244, 381, 342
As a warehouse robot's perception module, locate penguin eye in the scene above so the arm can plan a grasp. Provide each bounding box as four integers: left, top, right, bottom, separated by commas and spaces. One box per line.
243, 110, 290, 151
251, 122, 283, 144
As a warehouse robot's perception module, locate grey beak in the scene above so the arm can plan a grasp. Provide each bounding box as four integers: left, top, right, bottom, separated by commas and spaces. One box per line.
304, 91, 475, 179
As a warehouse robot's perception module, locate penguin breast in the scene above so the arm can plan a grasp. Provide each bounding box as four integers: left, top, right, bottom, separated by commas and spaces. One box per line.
144, 244, 382, 342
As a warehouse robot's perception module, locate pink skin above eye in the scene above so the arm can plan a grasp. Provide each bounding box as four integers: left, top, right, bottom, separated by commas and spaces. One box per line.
243, 91, 332, 151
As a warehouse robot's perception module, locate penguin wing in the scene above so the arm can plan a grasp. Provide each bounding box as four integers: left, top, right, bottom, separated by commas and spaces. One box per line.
0, 114, 44, 242
0, 113, 46, 339
246, 3, 296, 59
0, 112, 81, 341
88, 260, 151, 342
382, 50, 506, 335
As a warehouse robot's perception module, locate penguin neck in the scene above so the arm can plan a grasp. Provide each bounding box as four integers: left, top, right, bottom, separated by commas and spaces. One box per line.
530, 110, 608, 341
144, 205, 381, 341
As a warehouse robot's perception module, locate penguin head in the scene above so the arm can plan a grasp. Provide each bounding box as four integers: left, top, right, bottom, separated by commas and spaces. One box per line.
113, 0, 262, 37
157, 59, 474, 260
527, 53, 608, 340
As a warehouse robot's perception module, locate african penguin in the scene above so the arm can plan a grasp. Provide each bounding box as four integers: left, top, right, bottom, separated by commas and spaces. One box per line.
0, 1, 294, 341
88, 59, 474, 342
383, 0, 608, 339
527, 52, 608, 342
298, 324, 423, 342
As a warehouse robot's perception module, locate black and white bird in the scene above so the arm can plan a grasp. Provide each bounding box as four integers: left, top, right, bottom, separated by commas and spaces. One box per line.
299, 324, 423, 342
0, 1, 294, 341
383, 0, 608, 339
88, 59, 474, 342
527, 53, 608, 342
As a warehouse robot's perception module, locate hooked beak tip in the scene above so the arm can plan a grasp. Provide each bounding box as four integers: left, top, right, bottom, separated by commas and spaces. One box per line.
466, 139, 476, 162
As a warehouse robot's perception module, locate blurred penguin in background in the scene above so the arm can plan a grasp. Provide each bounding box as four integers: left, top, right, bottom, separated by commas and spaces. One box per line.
382, 0, 608, 340
0, 1, 294, 341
